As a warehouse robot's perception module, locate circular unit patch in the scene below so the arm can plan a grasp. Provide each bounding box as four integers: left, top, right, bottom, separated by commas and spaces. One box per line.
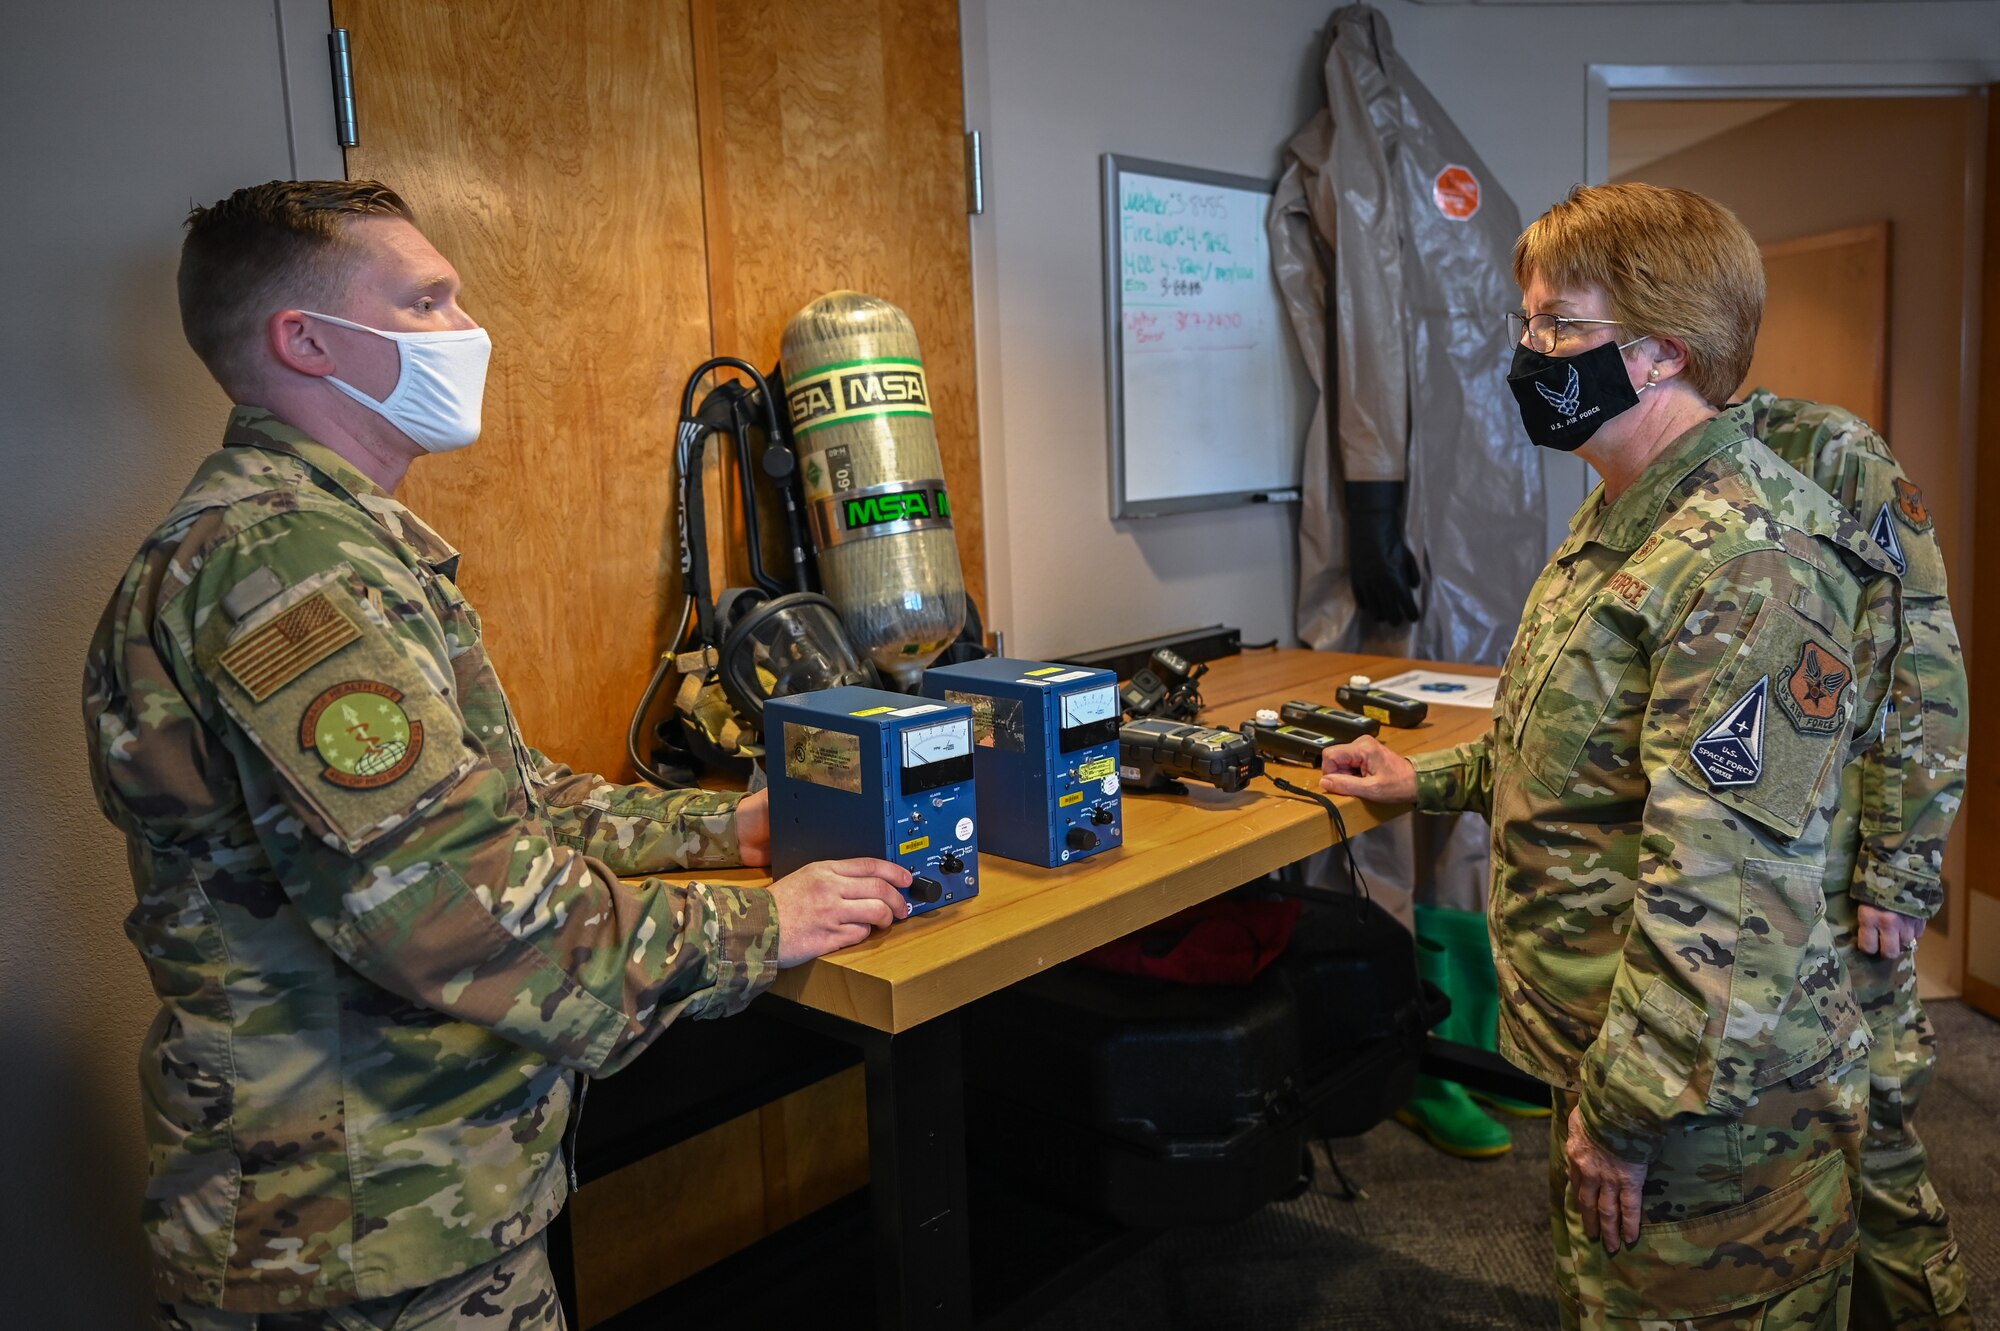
300, 679, 425, 788
1433, 165, 1481, 221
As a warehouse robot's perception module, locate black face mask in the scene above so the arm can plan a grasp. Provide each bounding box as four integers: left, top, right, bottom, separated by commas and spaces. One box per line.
1507, 338, 1642, 452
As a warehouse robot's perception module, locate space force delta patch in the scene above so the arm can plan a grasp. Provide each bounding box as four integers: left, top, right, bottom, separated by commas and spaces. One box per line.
1869, 501, 1908, 576
1690, 675, 1767, 788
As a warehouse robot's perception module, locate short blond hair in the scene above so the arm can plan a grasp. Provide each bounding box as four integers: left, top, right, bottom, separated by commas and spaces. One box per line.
179, 180, 416, 392
1513, 183, 1764, 406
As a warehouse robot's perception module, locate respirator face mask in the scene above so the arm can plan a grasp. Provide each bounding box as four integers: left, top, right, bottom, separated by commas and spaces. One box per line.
715, 590, 880, 727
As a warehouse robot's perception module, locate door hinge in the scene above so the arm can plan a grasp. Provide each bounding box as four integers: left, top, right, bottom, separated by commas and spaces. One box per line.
328, 28, 358, 148
965, 130, 985, 216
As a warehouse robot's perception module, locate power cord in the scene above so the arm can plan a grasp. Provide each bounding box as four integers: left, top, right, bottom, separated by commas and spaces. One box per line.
1262, 771, 1372, 902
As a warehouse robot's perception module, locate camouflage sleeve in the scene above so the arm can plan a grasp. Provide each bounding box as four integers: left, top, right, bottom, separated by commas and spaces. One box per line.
172, 510, 779, 1076
1576, 551, 1883, 1161
523, 746, 746, 876
1847, 467, 1964, 920
1411, 732, 1495, 817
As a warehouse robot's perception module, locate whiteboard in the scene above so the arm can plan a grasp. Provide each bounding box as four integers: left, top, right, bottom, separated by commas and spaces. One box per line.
1103, 155, 1309, 518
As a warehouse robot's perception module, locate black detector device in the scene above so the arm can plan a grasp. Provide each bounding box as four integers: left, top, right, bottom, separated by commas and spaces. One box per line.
1335, 683, 1428, 728
1118, 719, 1259, 793
1243, 719, 1359, 767
1278, 700, 1381, 743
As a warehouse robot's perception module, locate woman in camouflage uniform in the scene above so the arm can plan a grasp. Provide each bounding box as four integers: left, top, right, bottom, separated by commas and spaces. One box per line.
1322, 184, 1905, 1331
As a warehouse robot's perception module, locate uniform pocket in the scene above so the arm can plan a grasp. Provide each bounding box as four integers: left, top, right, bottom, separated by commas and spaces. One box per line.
1669, 599, 1851, 841
1923, 1237, 1969, 1315
1709, 858, 1863, 1110
203, 567, 476, 856
1517, 610, 1644, 796
1599, 1148, 1856, 1320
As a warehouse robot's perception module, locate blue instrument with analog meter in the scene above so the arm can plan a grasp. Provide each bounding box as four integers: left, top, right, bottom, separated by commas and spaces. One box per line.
920, 658, 1123, 868
765, 685, 980, 915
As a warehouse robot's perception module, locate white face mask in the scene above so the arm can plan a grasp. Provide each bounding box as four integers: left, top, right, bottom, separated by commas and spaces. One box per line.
304, 310, 492, 453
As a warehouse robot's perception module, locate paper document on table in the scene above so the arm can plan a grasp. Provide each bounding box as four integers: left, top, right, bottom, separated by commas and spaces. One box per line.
1370, 669, 1497, 710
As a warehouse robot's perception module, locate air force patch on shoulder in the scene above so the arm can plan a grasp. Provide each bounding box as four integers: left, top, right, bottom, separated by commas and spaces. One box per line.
1691, 675, 1767, 788
1869, 500, 1908, 576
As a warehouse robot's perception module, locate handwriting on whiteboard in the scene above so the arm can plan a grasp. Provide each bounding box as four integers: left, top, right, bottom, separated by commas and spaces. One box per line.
1119, 185, 1264, 355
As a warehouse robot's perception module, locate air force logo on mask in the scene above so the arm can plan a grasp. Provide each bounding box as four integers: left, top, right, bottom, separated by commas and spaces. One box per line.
1536, 364, 1582, 418
1691, 675, 1767, 788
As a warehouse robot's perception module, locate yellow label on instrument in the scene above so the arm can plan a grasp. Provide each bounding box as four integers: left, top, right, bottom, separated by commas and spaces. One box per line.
1059, 792, 1085, 807
850, 706, 897, 716
1078, 757, 1116, 782
1364, 705, 1391, 724
786, 357, 932, 436
1025, 666, 1065, 677
899, 835, 931, 854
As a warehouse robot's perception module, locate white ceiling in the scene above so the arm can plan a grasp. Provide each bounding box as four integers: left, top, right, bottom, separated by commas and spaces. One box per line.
1609, 99, 1795, 179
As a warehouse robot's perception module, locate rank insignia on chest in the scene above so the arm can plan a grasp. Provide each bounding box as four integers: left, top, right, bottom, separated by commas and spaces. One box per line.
1779, 641, 1848, 735
1691, 675, 1766, 788
1868, 501, 1908, 576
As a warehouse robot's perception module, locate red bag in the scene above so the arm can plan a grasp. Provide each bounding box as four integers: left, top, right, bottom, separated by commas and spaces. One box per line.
1081, 897, 1303, 986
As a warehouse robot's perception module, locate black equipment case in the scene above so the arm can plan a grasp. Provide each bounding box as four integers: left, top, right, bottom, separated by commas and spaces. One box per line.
962, 891, 1444, 1228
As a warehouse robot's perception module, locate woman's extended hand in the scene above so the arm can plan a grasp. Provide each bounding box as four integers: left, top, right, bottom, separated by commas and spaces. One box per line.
1319, 733, 1418, 804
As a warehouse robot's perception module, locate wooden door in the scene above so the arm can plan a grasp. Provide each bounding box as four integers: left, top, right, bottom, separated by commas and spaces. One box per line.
334, 0, 713, 782
1737, 221, 1890, 428
697, 0, 986, 612
331, 1, 982, 1320
1965, 89, 2000, 1020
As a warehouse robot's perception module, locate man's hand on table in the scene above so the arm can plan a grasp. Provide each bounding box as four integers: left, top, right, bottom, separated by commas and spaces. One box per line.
1856, 902, 1926, 958
736, 789, 770, 866
1319, 734, 1418, 804
769, 858, 914, 966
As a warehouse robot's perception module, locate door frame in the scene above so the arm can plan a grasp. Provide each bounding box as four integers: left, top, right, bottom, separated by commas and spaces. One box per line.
1586, 63, 1991, 502
1588, 61, 1993, 996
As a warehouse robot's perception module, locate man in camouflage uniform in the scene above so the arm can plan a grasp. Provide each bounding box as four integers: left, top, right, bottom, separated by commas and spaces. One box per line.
1324, 184, 1906, 1330
1746, 388, 1973, 1329
85, 181, 913, 1328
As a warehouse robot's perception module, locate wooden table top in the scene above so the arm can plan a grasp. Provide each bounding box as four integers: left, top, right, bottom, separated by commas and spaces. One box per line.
669, 649, 1496, 1032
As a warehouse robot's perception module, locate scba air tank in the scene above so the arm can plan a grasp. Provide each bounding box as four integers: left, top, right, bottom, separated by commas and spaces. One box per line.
780, 291, 966, 688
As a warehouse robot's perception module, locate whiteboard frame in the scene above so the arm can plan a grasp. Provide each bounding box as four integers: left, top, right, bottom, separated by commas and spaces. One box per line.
1102, 153, 1303, 519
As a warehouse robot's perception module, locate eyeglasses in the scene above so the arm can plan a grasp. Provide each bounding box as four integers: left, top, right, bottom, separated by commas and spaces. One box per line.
1505, 312, 1624, 355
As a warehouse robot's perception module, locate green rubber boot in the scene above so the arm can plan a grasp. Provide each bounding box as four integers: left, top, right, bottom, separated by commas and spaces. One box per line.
1396, 915, 1513, 1159
1419, 904, 1551, 1120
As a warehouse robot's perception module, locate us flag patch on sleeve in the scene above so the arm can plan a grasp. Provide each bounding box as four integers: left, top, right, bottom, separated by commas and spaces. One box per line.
219, 590, 361, 702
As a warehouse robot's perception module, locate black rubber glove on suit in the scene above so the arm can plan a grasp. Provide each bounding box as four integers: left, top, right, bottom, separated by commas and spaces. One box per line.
1345, 480, 1421, 626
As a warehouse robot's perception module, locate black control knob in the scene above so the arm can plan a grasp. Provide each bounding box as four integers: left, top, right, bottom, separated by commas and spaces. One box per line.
909, 875, 943, 904
1090, 805, 1115, 826
1065, 827, 1099, 852
938, 852, 964, 874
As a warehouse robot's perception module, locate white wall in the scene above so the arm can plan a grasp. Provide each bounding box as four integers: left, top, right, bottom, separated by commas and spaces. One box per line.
963, 0, 2000, 658
0, 3, 335, 1324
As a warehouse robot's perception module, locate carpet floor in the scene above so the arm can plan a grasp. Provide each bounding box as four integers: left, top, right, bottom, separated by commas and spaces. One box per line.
1023, 1000, 1999, 1330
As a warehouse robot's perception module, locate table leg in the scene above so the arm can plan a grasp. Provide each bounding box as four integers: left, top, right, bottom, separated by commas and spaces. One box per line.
863, 1013, 971, 1331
